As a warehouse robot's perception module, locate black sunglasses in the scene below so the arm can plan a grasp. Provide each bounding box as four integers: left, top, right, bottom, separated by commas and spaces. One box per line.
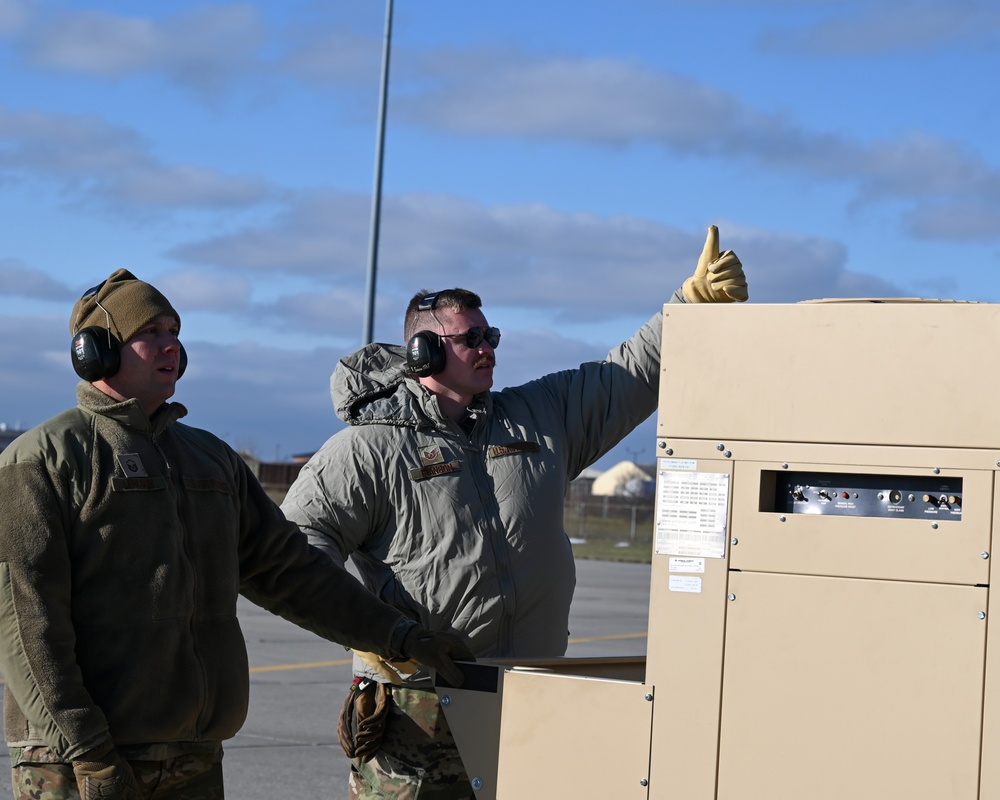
440, 326, 501, 349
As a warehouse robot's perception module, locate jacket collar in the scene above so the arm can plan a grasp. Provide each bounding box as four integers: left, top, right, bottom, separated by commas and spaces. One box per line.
331, 342, 494, 431
77, 381, 187, 437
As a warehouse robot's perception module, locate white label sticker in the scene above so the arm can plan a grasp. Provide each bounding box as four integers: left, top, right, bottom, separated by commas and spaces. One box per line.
669, 557, 705, 574
660, 458, 697, 471
668, 575, 702, 593
655, 470, 730, 558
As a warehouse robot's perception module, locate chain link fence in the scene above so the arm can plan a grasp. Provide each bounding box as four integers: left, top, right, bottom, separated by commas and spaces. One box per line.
565, 482, 656, 546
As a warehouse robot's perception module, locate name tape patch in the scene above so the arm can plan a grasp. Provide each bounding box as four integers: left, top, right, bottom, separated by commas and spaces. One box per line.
487, 442, 540, 459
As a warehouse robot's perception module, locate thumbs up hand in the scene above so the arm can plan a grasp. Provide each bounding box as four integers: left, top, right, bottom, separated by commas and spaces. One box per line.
681, 225, 748, 303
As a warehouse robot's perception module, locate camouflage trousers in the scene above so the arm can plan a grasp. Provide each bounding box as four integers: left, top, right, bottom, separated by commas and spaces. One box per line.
348, 685, 474, 800
11, 751, 223, 799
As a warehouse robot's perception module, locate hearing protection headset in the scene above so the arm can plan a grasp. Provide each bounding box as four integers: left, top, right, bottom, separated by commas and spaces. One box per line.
406, 292, 446, 377
71, 327, 188, 382
71, 326, 123, 382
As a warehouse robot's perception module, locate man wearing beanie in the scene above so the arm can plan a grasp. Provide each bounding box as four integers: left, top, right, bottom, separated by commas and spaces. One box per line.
0, 269, 472, 800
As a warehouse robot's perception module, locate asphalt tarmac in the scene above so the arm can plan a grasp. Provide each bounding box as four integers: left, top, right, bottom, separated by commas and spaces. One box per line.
0, 559, 652, 798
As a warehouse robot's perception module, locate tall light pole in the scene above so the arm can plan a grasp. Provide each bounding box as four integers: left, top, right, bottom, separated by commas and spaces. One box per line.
362, 0, 393, 345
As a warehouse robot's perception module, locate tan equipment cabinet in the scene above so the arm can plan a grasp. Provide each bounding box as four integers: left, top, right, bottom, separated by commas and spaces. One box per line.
438, 300, 1000, 799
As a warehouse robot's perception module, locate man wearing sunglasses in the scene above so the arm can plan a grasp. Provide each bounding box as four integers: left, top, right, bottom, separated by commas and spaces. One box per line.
281, 226, 748, 799
0, 269, 472, 800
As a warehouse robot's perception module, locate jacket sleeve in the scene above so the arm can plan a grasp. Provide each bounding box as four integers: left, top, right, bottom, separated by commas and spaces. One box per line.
513, 289, 684, 478
233, 452, 405, 657
0, 459, 112, 759
280, 429, 388, 566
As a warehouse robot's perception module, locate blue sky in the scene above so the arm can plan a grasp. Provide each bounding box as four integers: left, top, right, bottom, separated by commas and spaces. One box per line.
1, 0, 998, 467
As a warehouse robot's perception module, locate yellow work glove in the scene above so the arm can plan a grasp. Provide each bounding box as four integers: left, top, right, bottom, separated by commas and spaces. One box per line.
72, 746, 141, 800
682, 225, 748, 303
353, 649, 420, 685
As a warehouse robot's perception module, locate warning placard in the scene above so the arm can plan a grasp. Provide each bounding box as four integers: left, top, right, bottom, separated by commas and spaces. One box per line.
655, 469, 729, 558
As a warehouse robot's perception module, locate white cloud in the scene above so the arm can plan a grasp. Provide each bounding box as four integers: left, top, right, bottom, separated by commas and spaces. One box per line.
19, 5, 268, 95
108, 165, 274, 209
279, 25, 381, 88
4, 8, 997, 245
167, 189, 370, 274
904, 202, 1000, 242
400, 50, 740, 147
156, 269, 254, 313
261, 286, 369, 338
0, 260, 76, 301
0, 0, 31, 37
391, 47, 1000, 243
0, 313, 77, 430
0, 105, 278, 211
25, 10, 160, 73
0, 106, 147, 174
757, 0, 1000, 56
163, 186, 914, 342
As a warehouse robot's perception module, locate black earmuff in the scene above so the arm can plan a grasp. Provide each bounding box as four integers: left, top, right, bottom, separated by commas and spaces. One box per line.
406, 291, 446, 377
70, 328, 188, 382
71, 327, 121, 381
406, 331, 446, 377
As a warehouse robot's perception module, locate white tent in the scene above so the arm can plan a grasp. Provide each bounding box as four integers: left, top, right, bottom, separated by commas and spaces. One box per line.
590, 460, 653, 497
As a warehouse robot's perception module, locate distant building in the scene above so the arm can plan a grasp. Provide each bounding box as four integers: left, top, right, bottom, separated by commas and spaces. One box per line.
238, 451, 313, 503
591, 460, 655, 498
566, 466, 601, 500
0, 424, 27, 454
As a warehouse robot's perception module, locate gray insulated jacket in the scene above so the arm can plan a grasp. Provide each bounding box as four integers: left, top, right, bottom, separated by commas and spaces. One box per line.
281, 298, 678, 677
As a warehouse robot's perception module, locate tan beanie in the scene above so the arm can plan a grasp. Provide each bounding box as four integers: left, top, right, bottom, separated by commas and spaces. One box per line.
70, 268, 180, 343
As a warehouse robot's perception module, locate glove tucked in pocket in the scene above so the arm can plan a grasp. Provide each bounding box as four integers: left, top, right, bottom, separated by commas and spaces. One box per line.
337, 678, 391, 762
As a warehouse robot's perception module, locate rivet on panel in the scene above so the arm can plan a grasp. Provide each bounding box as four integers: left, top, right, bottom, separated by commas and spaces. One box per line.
645, 693, 654, 702
982, 552, 990, 560
472, 778, 484, 791
728, 593, 737, 601
781, 463, 789, 469
440, 695, 451, 707
979, 612, 987, 620
731, 537, 739, 546
717, 443, 725, 451
640, 778, 649, 787
779, 515, 787, 523
723, 450, 732, 458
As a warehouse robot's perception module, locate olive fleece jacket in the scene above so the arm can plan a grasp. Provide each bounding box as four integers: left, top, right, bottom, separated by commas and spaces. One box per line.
0, 382, 406, 760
